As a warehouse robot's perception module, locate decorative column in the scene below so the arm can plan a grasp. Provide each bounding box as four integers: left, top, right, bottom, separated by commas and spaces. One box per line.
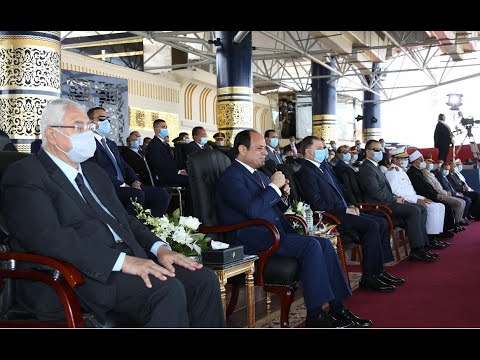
362, 63, 382, 142
0, 31, 61, 153
215, 31, 252, 145
311, 58, 337, 141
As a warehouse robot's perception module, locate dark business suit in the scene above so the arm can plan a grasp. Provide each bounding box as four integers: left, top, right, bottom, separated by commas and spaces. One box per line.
447, 171, 480, 217
89, 138, 168, 218
434, 169, 472, 217
30, 139, 42, 154
1, 149, 224, 327
407, 165, 455, 232
184, 141, 212, 157
359, 159, 428, 249
434, 121, 453, 162
283, 142, 299, 155
215, 160, 351, 311
296, 159, 393, 272
266, 146, 284, 165
145, 136, 188, 187
121, 147, 154, 186
333, 159, 363, 205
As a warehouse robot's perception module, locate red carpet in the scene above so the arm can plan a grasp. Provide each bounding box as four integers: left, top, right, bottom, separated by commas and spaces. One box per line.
343, 221, 480, 328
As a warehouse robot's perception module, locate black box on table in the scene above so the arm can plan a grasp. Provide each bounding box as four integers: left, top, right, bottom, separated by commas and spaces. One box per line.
201, 246, 244, 265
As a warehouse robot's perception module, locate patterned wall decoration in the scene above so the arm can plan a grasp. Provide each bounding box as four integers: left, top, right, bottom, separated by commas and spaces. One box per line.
61, 70, 128, 145
183, 83, 197, 120
0, 31, 61, 152
199, 87, 212, 123
129, 107, 179, 141
312, 114, 337, 141
216, 86, 253, 145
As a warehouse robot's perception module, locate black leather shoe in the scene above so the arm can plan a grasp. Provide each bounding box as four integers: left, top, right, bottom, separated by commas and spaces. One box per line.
424, 250, 439, 258
330, 307, 373, 328
425, 241, 446, 250
359, 275, 395, 292
438, 231, 454, 238
435, 239, 450, 247
410, 249, 436, 262
305, 312, 355, 328
459, 220, 469, 226
378, 270, 406, 285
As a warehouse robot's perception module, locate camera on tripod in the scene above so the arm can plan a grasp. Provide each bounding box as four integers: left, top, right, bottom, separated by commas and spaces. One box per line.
460, 116, 480, 127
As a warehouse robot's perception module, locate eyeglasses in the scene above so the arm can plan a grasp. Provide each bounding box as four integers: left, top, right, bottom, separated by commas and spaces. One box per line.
50, 123, 97, 133
97, 116, 111, 122
369, 148, 382, 152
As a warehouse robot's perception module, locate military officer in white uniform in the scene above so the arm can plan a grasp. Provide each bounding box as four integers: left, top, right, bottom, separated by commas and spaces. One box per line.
386, 147, 446, 239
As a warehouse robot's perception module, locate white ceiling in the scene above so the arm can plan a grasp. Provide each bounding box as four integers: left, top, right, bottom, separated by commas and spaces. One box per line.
60, 31, 480, 104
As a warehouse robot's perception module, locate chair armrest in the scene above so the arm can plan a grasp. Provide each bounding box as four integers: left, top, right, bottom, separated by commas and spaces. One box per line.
199, 219, 280, 285
284, 214, 308, 234
320, 212, 341, 225
0, 252, 85, 327
0, 252, 83, 288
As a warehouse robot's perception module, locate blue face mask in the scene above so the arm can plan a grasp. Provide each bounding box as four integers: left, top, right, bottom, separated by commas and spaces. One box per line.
457, 165, 463, 172
160, 128, 169, 138
54, 128, 96, 163
136, 136, 142, 145
269, 137, 279, 148
185, 137, 191, 144
343, 153, 351, 162
130, 140, 140, 149
442, 169, 449, 176
352, 154, 358, 161
372, 151, 383, 162
314, 149, 327, 163
428, 163, 434, 171
96, 120, 111, 137
401, 160, 409, 168
200, 136, 208, 145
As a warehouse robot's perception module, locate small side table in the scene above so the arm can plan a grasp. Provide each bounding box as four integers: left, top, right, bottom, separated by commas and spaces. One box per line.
203, 255, 258, 328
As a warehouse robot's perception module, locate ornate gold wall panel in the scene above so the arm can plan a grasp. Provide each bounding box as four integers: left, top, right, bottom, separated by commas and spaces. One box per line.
362, 127, 381, 142
129, 107, 179, 140
312, 114, 337, 141
0, 31, 61, 152
216, 86, 253, 144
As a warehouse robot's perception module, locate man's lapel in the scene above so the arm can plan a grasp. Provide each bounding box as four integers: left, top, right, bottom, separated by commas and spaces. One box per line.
37, 149, 93, 215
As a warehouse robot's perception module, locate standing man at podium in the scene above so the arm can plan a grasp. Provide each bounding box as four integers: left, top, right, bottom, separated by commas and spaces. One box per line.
434, 113, 453, 162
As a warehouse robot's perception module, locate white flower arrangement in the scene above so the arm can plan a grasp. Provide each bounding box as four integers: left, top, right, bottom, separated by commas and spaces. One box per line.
132, 201, 211, 256
284, 200, 307, 219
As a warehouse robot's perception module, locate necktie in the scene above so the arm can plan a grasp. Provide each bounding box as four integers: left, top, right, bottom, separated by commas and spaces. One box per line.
74, 173, 147, 259
253, 170, 265, 188
322, 167, 348, 207
101, 138, 124, 183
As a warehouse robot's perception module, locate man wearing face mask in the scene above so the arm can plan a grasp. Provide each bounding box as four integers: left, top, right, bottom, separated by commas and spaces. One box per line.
145, 119, 189, 188
1, 99, 225, 327
212, 132, 227, 147
87, 107, 168, 218
283, 136, 298, 156
387, 148, 448, 248
264, 129, 284, 165
121, 131, 156, 187
296, 137, 400, 292
359, 140, 437, 262
334, 146, 362, 204
354, 140, 365, 161
185, 126, 212, 157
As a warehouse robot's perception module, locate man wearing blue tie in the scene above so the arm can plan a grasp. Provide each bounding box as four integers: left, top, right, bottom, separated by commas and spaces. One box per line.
295, 136, 404, 292
87, 107, 168, 218
215, 129, 372, 328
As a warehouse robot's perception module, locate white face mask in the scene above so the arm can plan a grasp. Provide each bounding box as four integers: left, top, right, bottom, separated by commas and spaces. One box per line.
418, 161, 427, 170
53, 128, 96, 163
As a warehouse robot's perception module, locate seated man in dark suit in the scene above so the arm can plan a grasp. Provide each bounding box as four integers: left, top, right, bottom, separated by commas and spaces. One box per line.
145, 119, 189, 187
447, 161, 480, 219
1, 98, 225, 327
216, 129, 372, 328
185, 126, 212, 157
121, 131, 155, 186
283, 136, 299, 156
358, 140, 437, 262
295, 136, 401, 291
264, 129, 284, 165
87, 107, 168, 218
